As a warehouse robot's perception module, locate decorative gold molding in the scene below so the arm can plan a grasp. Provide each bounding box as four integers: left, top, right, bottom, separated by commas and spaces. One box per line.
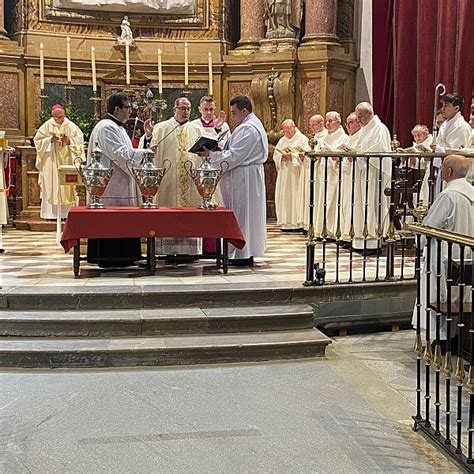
39, 0, 208, 29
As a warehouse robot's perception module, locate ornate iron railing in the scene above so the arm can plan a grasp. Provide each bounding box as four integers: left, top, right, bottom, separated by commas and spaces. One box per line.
302, 149, 473, 286
409, 223, 474, 470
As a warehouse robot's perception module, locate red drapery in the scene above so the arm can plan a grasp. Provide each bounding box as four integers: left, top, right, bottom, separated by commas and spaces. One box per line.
372, 0, 474, 146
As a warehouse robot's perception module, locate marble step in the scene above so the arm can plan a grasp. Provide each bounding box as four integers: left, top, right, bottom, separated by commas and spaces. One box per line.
0, 329, 332, 368
0, 304, 314, 337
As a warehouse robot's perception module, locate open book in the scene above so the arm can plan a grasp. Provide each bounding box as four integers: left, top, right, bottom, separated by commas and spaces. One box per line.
188, 136, 218, 153
337, 143, 356, 153
399, 143, 432, 153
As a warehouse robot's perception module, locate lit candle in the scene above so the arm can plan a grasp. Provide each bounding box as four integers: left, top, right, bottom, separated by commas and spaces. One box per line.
91, 46, 97, 93
208, 52, 213, 96
184, 42, 188, 86
158, 48, 163, 94
125, 43, 130, 86
66, 37, 71, 83
39, 43, 44, 90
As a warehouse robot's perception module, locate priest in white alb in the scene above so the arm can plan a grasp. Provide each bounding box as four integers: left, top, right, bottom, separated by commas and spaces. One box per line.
297, 114, 328, 230
412, 154, 473, 340
314, 111, 348, 239
273, 119, 308, 231
151, 97, 202, 256
352, 102, 392, 252
33, 104, 84, 219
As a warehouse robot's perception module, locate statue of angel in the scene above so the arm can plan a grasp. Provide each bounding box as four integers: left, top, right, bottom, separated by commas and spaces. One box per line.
118, 16, 134, 46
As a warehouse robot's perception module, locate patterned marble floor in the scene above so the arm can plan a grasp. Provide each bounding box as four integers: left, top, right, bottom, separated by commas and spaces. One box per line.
0, 224, 415, 288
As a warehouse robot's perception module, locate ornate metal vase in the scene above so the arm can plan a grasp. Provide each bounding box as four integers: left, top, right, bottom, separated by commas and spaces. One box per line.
75, 144, 113, 209
184, 156, 229, 210
130, 150, 170, 208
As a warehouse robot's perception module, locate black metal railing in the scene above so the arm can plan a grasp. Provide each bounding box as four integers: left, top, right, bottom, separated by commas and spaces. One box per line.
303, 150, 473, 286
409, 223, 474, 470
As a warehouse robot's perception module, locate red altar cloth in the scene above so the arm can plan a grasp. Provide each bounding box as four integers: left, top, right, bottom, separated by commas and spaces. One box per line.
60, 206, 246, 253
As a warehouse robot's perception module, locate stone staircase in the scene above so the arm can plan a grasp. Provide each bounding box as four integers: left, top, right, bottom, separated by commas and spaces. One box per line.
0, 304, 331, 368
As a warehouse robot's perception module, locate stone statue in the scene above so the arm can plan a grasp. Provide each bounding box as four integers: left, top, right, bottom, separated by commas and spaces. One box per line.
263, 0, 301, 39
118, 16, 134, 45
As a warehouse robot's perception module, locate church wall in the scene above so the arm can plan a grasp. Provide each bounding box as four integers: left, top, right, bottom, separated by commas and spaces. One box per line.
0, 0, 358, 222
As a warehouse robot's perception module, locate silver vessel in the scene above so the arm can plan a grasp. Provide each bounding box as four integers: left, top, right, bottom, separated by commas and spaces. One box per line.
184, 156, 228, 210
130, 150, 170, 208
75, 144, 113, 209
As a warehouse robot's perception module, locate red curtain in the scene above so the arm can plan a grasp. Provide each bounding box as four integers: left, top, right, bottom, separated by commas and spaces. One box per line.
372, 0, 474, 146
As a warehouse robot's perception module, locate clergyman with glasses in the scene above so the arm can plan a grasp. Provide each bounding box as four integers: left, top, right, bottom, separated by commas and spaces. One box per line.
86, 91, 150, 267
151, 96, 202, 256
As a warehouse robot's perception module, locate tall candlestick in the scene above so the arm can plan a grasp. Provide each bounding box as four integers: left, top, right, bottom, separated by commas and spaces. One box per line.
66, 36, 71, 83
158, 48, 163, 94
125, 43, 130, 86
91, 46, 97, 93
39, 43, 45, 90
208, 52, 213, 96
184, 42, 188, 86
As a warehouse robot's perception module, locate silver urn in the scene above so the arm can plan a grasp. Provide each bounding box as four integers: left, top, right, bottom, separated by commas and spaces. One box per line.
184, 156, 229, 210
130, 150, 170, 208
76, 144, 114, 209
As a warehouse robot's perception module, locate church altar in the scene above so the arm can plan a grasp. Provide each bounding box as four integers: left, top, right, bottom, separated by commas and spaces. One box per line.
60, 206, 246, 276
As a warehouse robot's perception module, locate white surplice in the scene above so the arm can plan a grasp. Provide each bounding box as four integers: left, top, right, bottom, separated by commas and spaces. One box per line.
314, 126, 348, 238
210, 113, 268, 259
353, 115, 392, 249
422, 112, 472, 204
297, 129, 328, 230
152, 117, 202, 255
412, 177, 474, 339
87, 117, 147, 207
273, 129, 309, 229
340, 129, 362, 240
34, 117, 84, 219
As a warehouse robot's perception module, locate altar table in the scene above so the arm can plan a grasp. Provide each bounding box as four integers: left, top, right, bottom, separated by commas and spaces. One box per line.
60, 206, 246, 277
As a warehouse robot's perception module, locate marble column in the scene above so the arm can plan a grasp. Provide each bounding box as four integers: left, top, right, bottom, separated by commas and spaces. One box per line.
0, 0, 8, 40
236, 0, 265, 51
303, 0, 338, 44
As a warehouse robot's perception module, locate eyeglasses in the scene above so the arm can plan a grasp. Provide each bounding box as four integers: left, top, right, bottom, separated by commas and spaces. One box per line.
176, 106, 191, 112
121, 104, 132, 109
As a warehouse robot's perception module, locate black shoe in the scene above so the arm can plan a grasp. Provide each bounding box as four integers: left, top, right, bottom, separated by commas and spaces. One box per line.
0, 248, 4, 254
280, 228, 303, 233
229, 257, 254, 267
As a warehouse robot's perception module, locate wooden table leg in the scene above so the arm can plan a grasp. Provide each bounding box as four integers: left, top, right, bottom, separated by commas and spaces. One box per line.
222, 238, 229, 274
216, 238, 222, 269
147, 237, 156, 275
73, 242, 80, 277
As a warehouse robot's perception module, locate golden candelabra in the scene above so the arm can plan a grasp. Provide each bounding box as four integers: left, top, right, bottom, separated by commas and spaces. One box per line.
90, 92, 102, 124
65, 82, 74, 108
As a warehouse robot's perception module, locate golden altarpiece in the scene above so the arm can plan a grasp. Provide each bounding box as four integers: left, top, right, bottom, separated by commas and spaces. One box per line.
0, 0, 357, 226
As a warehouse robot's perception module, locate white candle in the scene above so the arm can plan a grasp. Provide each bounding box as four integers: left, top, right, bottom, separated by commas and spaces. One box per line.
158, 48, 163, 94
208, 52, 213, 96
66, 37, 71, 83
184, 42, 188, 86
39, 43, 44, 90
91, 46, 97, 93
125, 43, 130, 86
